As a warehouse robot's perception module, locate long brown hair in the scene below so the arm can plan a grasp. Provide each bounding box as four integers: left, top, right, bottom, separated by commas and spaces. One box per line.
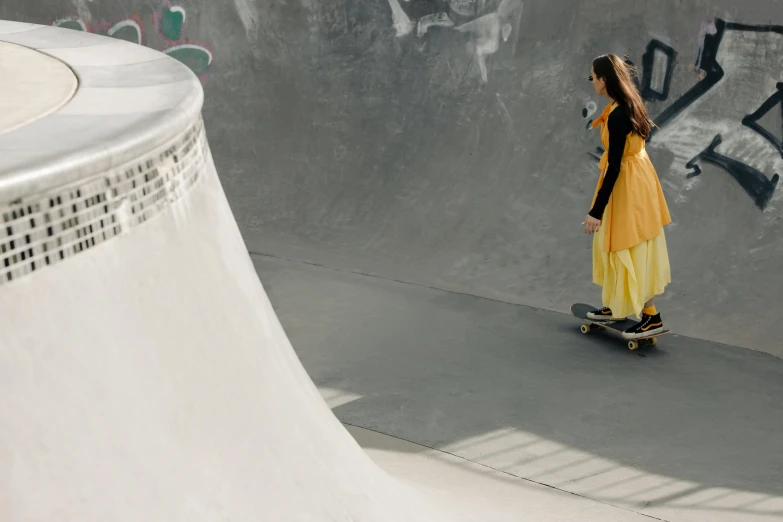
592, 54, 654, 139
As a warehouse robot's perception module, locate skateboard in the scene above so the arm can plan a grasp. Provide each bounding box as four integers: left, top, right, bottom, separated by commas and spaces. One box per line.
570, 303, 670, 351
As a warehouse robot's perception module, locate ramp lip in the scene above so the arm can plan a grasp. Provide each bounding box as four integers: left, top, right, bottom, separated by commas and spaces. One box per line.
0, 19, 37, 35
0, 21, 204, 204
0, 20, 206, 287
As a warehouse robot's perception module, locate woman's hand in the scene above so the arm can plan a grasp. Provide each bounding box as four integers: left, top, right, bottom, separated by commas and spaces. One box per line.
584, 214, 601, 235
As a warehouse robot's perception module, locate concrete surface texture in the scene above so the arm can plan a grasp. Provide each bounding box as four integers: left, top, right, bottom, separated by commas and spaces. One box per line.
1, 20, 672, 522
4, 0, 778, 355
0, 3, 781, 522
0, 22, 491, 522
346, 424, 663, 522
257, 252, 783, 522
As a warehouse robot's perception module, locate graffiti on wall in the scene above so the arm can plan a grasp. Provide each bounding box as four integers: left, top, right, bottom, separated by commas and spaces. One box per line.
384, 0, 524, 83
584, 19, 783, 211
52, 2, 213, 82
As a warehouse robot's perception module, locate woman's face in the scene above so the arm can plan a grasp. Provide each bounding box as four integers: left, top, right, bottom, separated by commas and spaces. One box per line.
590, 67, 606, 95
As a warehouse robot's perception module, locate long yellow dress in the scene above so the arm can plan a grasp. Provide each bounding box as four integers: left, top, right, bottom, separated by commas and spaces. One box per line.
590, 102, 672, 319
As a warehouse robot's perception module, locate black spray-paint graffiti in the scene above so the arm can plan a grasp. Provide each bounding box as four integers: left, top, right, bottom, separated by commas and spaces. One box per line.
743, 82, 783, 158
640, 40, 676, 101
685, 135, 779, 209
585, 19, 783, 210
384, 0, 523, 83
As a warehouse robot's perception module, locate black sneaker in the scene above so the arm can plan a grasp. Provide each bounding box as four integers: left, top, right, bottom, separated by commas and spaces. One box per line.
622, 313, 664, 339
587, 307, 617, 321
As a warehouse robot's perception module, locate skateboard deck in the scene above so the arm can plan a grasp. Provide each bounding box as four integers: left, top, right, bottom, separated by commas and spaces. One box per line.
570, 303, 670, 350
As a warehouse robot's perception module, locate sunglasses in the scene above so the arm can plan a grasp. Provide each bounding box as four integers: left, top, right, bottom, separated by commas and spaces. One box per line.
588, 75, 594, 81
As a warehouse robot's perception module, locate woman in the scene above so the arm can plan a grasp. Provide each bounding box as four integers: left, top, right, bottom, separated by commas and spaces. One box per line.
583, 54, 672, 340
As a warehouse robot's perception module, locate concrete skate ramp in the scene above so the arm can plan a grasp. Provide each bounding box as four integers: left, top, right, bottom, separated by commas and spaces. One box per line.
4, 3, 780, 356
0, 21, 489, 522
2, 6, 782, 522
7, 0, 779, 355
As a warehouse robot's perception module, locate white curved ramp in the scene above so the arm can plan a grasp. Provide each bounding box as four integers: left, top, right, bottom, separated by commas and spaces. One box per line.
0, 21, 470, 521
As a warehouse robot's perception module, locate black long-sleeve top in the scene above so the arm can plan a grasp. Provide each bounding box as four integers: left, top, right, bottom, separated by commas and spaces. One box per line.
589, 106, 633, 220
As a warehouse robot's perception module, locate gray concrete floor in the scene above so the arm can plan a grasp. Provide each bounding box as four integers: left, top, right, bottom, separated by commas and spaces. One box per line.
253, 253, 783, 522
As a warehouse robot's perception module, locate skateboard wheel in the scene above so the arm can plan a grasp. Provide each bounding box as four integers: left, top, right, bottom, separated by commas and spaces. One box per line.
650, 337, 658, 346
628, 340, 639, 350
580, 324, 590, 334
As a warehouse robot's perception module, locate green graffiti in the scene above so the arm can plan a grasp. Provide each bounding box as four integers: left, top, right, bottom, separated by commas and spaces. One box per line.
58, 20, 84, 31
51, 4, 213, 81
164, 44, 212, 77
53, 18, 86, 31
107, 20, 143, 45
159, 5, 186, 41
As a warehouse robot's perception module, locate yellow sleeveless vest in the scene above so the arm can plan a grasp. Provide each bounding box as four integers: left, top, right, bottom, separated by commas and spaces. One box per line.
590, 102, 672, 252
